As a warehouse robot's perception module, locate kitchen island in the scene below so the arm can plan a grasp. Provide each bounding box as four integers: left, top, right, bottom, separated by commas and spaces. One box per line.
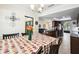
70, 30, 79, 54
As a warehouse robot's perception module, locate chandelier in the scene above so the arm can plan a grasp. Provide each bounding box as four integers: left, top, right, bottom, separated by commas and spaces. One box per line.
30, 4, 44, 13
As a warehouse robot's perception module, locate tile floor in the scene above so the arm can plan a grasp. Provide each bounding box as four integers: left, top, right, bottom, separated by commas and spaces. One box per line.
59, 33, 70, 54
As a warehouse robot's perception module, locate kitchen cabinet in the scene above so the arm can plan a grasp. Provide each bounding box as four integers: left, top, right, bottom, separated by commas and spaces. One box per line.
71, 35, 79, 54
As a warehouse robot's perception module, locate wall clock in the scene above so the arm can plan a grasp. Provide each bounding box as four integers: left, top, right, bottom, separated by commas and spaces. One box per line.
35, 21, 38, 25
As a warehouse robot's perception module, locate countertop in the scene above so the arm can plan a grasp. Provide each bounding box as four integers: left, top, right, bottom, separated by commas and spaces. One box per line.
71, 27, 79, 37
70, 31, 79, 37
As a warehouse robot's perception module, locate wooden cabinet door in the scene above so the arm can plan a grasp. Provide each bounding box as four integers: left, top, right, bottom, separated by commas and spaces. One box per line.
71, 36, 79, 54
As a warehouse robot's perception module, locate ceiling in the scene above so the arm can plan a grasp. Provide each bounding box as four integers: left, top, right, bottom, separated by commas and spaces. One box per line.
0, 4, 30, 10
29, 4, 58, 13
0, 4, 57, 12
39, 7, 79, 20
0, 4, 78, 20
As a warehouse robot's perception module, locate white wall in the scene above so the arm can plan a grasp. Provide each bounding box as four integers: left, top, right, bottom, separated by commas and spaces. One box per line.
39, 18, 52, 30
33, 12, 39, 33
0, 5, 33, 38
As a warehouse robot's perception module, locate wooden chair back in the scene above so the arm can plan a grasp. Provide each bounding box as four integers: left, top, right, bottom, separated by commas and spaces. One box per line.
3, 33, 19, 39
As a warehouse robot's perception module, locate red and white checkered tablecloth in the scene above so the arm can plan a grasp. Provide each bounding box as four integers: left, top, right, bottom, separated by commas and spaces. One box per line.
0, 37, 40, 54
0, 33, 57, 54
29, 33, 57, 54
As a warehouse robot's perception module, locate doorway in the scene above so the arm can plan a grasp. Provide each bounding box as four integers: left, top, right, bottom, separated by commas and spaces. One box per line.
63, 21, 72, 33
25, 16, 33, 35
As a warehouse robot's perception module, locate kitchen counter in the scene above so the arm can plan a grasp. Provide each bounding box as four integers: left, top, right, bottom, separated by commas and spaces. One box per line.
71, 27, 79, 37
70, 31, 79, 54
70, 30, 79, 37
71, 33, 79, 37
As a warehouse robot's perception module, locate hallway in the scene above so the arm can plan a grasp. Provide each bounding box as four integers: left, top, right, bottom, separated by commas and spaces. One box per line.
59, 33, 70, 54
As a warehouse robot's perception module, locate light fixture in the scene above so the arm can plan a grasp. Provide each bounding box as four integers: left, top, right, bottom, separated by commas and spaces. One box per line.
9, 12, 20, 27
38, 7, 42, 12
30, 4, 44, 13
10, 12, 17, 22
30, 4, 34, 11
40, 4, 44, 8
10, 12, 20, 22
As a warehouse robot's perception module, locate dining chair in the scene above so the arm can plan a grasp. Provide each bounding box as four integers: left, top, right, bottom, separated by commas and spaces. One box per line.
3, 33, 19, 39
49, 38, 62, 54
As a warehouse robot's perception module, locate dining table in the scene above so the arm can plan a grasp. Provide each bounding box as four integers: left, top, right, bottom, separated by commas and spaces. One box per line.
0, 33, 57, 54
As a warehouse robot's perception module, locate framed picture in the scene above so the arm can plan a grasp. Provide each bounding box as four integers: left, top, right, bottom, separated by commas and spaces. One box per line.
35, 21, 38, 25
39, 24, 41, 28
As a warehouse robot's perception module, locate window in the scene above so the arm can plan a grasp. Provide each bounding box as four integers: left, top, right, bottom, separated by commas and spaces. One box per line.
63, 21, 71, 31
